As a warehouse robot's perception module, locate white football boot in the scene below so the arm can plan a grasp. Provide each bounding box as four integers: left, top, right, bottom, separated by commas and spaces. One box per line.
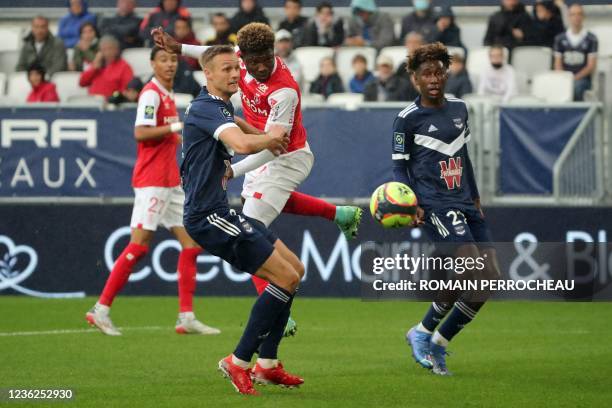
175, 312, 221, 335
85, 303, 122, 336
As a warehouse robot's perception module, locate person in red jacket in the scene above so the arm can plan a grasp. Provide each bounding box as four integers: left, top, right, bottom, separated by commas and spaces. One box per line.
79, 35, 134, 99
26, 63, 60, 103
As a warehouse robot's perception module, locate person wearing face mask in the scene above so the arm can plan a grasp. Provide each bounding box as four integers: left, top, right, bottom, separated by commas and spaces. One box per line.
346, 0, 394, 50
400, 0, 437, 45
477, 45, 517, 103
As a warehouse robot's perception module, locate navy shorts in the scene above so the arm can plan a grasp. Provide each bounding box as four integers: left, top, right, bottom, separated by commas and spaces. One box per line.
185, 208, 278, 275
423, 206, 492, 246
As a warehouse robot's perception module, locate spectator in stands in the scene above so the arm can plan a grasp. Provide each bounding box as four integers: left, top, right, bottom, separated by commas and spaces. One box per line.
478, 44, 517, 102
395, 31, 424, 96
279, 0, 308, 47
532, 0, 565, 48
17, 16, 67, 76
275, 29, 303, 88
364, 54, 413, 102
346, 0, 395, 50
400, 0, 436, 45
301, 2, 344, 48
310, 57, 344, 99
173, 17, 200, 70
99, 0, 143, 49
139, 0, 192, 46
230, 0, 269, 35
428, 6, 464, 49
26, 64, 60, 103
446, 53, 472, 98
554, 4, 598, 101
205, 13, 237, 46
484, 0, 535, 50
349, 54, 374, 94
79, 35, 134, 99
69, 22, 99, 71
58, 0, 97, 49
108, 76, 143, 105
173, 59, 202, 97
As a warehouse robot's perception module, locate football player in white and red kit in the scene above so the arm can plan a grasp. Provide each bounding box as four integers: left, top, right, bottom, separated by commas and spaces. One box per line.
153, 24, 362, 336
85, 46, 220, 336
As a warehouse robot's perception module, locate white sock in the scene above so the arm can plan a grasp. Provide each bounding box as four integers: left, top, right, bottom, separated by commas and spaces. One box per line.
417, 322, 432, 334
256, 358, 278, 369
432, 331, 449, 347
95, 302, 110, 316
231, 354, 250, 369
179, 311, 195, 320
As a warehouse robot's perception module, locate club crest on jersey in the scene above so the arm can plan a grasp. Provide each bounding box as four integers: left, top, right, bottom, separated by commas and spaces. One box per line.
257, 83, 268, 94
453, 118, 463, 129
439, 157, 463, 189
394, 132, 405, 152
242, 221, 254, 234
144, 105, 155, 119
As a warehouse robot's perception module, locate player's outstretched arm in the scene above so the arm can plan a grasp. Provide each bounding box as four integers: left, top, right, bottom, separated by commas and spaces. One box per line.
151, 26, 210, 59
219, 125, 288, 156
135, 123, 183, 142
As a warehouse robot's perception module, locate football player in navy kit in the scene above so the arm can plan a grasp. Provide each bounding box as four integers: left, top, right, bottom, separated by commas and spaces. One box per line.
392, 43, 501, 376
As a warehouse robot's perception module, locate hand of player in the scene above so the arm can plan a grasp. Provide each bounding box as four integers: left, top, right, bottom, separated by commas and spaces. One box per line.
266, 125, 289, 156
151, 26, 181, 54
411, 206, 425, 228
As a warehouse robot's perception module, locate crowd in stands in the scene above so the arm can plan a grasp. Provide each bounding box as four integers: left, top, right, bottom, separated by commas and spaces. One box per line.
11, 0, 602, 105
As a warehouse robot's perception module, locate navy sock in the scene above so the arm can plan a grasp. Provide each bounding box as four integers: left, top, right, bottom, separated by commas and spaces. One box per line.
437, 301, 484, 342
234, 283, 293, 362
421, 302, 452, 332
258, 297, 293, 359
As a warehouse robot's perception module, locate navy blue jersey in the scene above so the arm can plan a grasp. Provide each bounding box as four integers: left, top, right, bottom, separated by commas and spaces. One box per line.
181, 87, 239, 222
554, 31, 598, 74
392, 96, 479, 212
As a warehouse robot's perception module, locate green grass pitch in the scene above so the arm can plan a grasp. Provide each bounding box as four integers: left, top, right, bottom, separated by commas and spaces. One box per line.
1, 296, 611, 407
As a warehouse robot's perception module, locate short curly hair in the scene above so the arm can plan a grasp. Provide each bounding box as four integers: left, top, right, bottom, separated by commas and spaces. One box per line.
407, 42, 451, 73
237, 23, 275, 55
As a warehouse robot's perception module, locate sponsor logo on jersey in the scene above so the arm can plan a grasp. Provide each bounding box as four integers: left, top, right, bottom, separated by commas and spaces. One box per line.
453, 118, 463, 129
439, 157, 463, 189
144, 105, 155, 119
394, 132, 405, 152
241, 93, 269, 116
257, 83, 268, 94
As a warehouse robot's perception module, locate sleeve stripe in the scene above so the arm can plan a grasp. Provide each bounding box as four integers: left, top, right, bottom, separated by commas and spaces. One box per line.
392, 153, 410, 160
213, 122, 238, 140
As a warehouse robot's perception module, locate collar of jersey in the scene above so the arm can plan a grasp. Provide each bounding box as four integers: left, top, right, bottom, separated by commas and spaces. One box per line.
152, 77, 173, 97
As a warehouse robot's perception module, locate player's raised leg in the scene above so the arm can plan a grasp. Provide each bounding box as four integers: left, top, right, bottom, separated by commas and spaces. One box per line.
171, 226, 220, 335
86, 227, 153, 336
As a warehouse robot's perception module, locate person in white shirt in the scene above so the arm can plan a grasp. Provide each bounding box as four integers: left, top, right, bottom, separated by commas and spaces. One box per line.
477, 44, 517, 103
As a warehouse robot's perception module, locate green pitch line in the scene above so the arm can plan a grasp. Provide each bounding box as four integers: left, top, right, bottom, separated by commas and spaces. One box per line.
1, 296, 611, 407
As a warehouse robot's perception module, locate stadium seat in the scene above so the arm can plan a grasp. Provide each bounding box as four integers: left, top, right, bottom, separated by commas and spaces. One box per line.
512, 46, 552, 81
326, 92, 364, 110
507, 95, 544, 104
293, 46, 334, 85
447, 46, 466, 60
591, 26, 612, 57
193, 70, 206, 86
379, 46, 408, 73
335, 47, 377, 86
467, 46, 509, 82
51, 71, 87, 102
0, 27, 22, 52
461, 23, 488, 52
122, 48, 153, 80
196, 27, 216, 44
65, 94, 105, 107
301, 93, 325, 106
0, 50, 20, 74
0, 72, 6, 94
531, 71, 574, 103
7, 71, 29, 103
174, 92, 193, 108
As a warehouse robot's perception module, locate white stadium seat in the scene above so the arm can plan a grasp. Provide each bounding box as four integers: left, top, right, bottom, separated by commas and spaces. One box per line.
0, 27, 22, 52
335, 46, 377, 86
0, 50, 20, 74
293, 46, 334, 85
301, 93, 325, 106
122, 48, 153, 80
0, 72, 6, 95
460, 23, 488, 52
512, 46, 552, 81
447, 46, 466, 60
327, 92, 364, 110
196, 27, 216, 44
531, 71, 574, 103
467, 46, 509, 89
193, 70, 206, 86
379, 46, 408, 72
65, 94, 105, 107
590, 25, 612, 57
51, 71, 87, 102
174, 92, 193, 108
7, 71, 29, 103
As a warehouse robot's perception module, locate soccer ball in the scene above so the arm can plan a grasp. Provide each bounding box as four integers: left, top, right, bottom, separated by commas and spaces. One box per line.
369, 182, 418, 228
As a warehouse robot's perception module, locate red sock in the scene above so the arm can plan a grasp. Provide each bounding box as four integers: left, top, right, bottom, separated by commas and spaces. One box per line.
282, 191, 336, 221
178, 247, 202, 312
251, 275, 269, 295
99, 242, 148, 306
